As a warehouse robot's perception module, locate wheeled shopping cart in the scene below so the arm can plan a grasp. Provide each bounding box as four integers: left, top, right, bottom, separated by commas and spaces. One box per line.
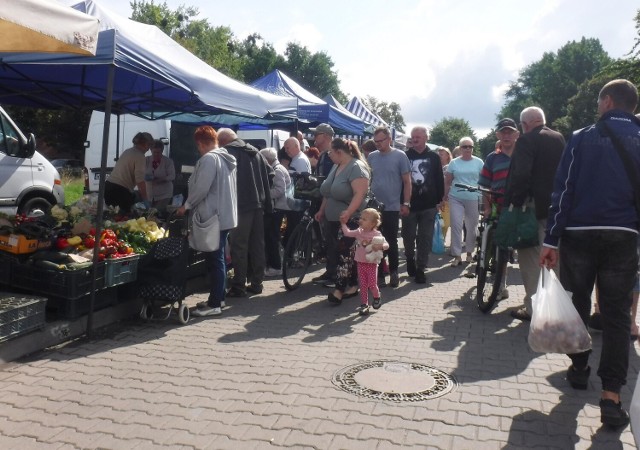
138, 232, 190, 324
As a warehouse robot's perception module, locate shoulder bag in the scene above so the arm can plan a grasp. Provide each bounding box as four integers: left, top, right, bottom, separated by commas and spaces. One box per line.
494, 203, 538, 249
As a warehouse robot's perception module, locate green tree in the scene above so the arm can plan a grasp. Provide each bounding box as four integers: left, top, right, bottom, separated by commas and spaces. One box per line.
364, 96, 406, 133
131, 0, 241, 78
429, 117, 477, 153
235, 33, 283, 83
499, 38, 612, 128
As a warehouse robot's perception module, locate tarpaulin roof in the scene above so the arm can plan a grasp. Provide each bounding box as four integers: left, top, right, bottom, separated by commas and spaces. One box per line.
346, 96, 388, 128
251, 70, 364, 135
0, 0, 298, 120
1, 0, 99, 55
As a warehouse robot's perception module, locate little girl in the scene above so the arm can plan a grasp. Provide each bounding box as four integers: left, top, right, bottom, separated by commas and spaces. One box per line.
340, 208, 389, 315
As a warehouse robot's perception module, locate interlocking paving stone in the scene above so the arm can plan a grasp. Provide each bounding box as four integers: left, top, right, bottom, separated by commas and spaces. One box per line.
0, 251, 638, 449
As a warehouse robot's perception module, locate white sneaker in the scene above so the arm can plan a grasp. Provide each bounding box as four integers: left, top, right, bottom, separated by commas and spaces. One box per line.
198, 301, 225, 309
221, 300, 226, 308
264, 267, 282, 277
192, 306, 222, 317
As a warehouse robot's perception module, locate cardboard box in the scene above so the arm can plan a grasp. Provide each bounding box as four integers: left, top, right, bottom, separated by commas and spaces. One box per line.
0, 234, 51, 254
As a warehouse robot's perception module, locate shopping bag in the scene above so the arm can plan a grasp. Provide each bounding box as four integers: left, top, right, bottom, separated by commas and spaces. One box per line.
495, 204, 538, 249
631, 375, 640, 447
528, 268, 592, 354
432, 213, 445, 254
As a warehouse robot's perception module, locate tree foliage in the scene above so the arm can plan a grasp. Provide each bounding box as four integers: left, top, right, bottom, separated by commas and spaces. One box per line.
364, 96, 406, 133
499, 38, 612, 129
429, 117, 477, 153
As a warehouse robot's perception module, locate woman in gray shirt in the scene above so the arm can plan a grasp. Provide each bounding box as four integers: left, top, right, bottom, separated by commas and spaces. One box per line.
315, 138, 370, 304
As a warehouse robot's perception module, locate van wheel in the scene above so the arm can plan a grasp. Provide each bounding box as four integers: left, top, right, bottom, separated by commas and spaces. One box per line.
19, 197, 52, 216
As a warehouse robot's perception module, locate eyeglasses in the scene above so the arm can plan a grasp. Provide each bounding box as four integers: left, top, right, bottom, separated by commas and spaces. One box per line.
460, 145, 473, 149
374, 136, 388, 144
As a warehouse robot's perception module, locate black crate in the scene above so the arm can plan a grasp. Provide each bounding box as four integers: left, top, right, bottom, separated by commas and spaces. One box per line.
0, 252, 19, 285
0, 293, 46, 342
11, 261, 106, 300
46, 287, 118, 320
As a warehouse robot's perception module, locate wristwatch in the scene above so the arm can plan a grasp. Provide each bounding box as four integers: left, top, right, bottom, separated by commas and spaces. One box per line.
402, 202, 411, 207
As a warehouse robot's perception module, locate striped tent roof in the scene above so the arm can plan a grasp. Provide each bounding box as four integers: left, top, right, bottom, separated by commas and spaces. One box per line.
345, 96, 388, 127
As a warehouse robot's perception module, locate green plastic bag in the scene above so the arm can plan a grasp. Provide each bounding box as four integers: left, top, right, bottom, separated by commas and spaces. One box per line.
494, 204, 539, 249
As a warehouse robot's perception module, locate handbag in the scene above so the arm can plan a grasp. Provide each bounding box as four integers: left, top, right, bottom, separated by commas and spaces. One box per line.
494, 203, 538, 249
528, 268, 592, 354
365, 189, 385, 212
189, 210, 220, 252
432, 212, 445, 254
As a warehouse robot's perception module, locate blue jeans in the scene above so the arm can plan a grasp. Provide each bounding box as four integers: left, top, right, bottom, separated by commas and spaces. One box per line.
560, 230, 638, 393
204, 230, 229, 308
401, 207, 437, 270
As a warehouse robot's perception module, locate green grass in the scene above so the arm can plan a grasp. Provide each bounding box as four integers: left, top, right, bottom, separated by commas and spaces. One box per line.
62, 175, 84, 206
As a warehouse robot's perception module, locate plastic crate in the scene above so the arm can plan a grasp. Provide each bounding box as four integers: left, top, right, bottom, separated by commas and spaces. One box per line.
0, 234, 51, 254
11, 261, 106, 299
104, 255, 140, 287
0, 293, 46, 342
46, 287, 118, 320
0, 252, 19, 285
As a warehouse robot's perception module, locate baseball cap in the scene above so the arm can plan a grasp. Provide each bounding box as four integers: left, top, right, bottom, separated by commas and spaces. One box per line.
309, 123, 335, 136
496, 118, 518, 131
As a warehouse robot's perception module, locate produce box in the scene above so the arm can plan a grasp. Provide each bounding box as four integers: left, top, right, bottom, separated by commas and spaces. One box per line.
46, 287, 118, 320
0, 293, 46, 342
11, 261, 106, 299
0, 251, 18, 285
0, 234, 50, 255
104, 255, 140, 287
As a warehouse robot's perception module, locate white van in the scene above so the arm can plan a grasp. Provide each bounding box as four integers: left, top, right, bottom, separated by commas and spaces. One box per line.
84, 111, 170, 193
0, 106, 64, 215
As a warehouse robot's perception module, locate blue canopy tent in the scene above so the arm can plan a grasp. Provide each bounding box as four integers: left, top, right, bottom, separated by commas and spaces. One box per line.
251, 70, 364, 136
0, 0, 299, 334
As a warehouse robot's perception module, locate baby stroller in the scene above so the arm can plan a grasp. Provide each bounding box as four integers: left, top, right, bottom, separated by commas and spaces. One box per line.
138, 217, 190, 324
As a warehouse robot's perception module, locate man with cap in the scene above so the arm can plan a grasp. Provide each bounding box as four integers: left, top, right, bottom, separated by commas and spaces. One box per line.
504, 106, 565, 321
478, 118, 519, 299
310, 123, 338, 286
479, 118, 519, 217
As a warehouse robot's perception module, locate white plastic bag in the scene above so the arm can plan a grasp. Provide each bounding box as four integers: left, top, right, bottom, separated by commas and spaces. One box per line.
528, 267, 592, 354
631, 375, 640, 447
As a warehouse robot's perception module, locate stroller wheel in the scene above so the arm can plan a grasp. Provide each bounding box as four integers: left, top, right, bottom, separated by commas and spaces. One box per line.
140, 304, 153, 321
178, 303, 190, 324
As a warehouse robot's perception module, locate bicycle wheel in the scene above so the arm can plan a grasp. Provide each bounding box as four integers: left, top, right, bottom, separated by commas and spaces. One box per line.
282, 223, 312, 290
476, 230, 507, 313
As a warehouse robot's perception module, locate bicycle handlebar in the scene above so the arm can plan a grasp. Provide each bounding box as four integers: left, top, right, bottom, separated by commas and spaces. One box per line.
454, 183, 504, 197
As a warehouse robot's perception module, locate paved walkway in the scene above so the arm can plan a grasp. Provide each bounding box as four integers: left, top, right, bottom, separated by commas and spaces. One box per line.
0, 251, 638, 449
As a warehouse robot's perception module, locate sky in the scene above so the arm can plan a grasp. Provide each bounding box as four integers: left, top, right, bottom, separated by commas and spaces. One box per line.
69, 0, 638, 137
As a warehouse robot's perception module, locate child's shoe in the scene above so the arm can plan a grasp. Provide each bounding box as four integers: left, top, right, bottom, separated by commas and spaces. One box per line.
372, 297, 381, 310
357, 304, 370, 316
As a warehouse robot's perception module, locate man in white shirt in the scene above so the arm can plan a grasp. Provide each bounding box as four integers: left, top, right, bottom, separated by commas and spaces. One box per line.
284, 137, 311, 175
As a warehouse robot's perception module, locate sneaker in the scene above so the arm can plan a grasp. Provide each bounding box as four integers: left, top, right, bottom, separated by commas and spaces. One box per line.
226, 287, 246, 298
197, 301, 225, 309
378, 276, 387, 288
389, 271, 399, 287
312, 272, 333, 283
247, 284, 263, 295
566, 365, 590, 390
600, 398, 630, 428
406, 258, 416, 277
500, 288, 509, 300
264, 267, 282, 277
372, 297, 381, 310
450, 256, 462, 267
192, 306, 222, 317
510, 308, 531, 322
414, 271, 426, 284
357, 304, 370, 315
589, 312, 603, 331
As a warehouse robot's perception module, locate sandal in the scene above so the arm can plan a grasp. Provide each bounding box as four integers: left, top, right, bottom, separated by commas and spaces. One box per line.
328, 292, 342, 305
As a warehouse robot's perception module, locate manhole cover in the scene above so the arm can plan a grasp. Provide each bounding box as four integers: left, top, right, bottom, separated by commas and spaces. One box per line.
332, 360, 457, 402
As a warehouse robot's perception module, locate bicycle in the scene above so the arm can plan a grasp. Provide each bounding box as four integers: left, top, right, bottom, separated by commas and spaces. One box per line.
282, 173, 325, 291
454, 183, 509, 313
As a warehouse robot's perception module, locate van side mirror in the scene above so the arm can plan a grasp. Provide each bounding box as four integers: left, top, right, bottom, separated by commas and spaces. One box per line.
25, 133, 36, 157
